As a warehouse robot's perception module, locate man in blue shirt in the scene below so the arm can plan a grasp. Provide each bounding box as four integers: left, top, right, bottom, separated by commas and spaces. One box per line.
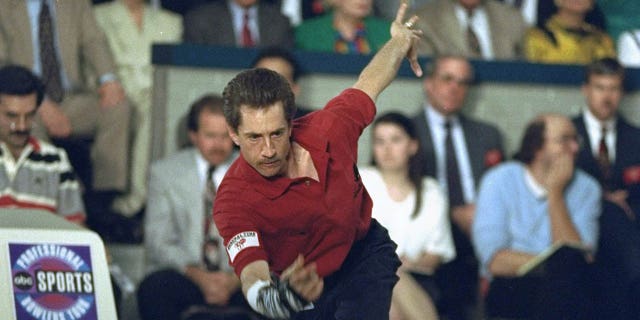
472, 113, 601, 320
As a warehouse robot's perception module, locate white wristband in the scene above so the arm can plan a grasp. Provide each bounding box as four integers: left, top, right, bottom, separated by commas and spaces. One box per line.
247, 279, 271, 312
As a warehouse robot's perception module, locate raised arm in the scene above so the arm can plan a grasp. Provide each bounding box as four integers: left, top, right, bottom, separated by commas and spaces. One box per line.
353, 2, 423, 101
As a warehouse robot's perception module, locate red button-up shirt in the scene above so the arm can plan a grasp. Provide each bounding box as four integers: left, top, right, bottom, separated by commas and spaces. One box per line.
214, 88, 375, 277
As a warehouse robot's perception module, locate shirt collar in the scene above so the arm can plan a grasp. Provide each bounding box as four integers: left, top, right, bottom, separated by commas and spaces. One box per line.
524, 166, 547, 199
196, 149, 238, 187
236, 120, 329, 200
453, 2, 486, 25
583, 108, 616, 133
425, 103, 460, 128
229, 0, 257, 17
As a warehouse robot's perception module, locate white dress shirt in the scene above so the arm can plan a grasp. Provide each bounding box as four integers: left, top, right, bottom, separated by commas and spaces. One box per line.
583, 109, 617, 163
454, 3, 494, 59
229, 0, 259, 46
425, 105, 477, 204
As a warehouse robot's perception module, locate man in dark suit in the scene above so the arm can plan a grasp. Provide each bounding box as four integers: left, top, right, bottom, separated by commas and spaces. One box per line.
183, 0, 294, 49
412, 55, 504, 320
573, 57, 640, 319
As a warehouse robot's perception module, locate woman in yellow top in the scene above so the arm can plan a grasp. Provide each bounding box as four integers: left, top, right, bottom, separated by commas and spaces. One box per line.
525, 0, 615, 64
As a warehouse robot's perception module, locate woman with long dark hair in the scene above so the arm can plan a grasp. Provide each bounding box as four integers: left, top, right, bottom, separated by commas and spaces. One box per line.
360, 112, 455, 320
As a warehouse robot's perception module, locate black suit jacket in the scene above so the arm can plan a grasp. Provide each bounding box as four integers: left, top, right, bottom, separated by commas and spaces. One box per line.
412, 110, 505, 188
573, 114, 640, 209
183, 1, 294, 49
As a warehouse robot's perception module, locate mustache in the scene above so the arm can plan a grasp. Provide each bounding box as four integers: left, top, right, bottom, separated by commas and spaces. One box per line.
10, 130, 29, 136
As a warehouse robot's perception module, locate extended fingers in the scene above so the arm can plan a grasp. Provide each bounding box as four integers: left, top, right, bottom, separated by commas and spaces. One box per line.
395, 1, 409, 25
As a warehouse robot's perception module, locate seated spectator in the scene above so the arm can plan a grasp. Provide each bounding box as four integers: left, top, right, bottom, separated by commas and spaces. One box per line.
617, 29, 640, 67
360, 112, 455, 320
295, 0, 391, 55
137, 94, 254, 320
524, 0, 615, 64
0, 0, 133, 236
472, 113, 601, 319
183, 0, 294, 49
0, 64, 126, 317
485, 0, 605, 28
250, 46, 313, 118
94, 0, 183, 217
412, 55, 504, 320
534, 0, 606, 30
412, 0, 527, 60
572, 57, 640, 318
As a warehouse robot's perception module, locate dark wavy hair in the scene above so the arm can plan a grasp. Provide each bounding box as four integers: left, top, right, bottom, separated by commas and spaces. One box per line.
370, 112, 424, 219
584, 57, 625, 84
513, 117, 547, 165
222, 68, 296, 132
251, 46, 304, 82
187, 94, 225, 133
0, 65, 45, 107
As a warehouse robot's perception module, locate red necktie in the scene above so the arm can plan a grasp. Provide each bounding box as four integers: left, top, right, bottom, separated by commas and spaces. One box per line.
242, 11, 255, 47
597, 126, 611, 187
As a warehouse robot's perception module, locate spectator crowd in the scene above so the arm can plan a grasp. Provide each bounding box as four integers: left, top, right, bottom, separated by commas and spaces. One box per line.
0, 0, 639, 319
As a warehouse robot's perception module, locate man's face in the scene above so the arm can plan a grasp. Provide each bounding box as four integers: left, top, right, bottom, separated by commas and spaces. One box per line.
424, 58, 472, 116
229, 102, 292, 178
0, 93, 37, 153
539, 116, 580, 164
582, 74, 623, 121
189, 109, 235, 166
254, 57, 300, 97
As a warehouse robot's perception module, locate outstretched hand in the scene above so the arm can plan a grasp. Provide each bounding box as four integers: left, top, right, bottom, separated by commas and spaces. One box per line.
391, 2, 423, 77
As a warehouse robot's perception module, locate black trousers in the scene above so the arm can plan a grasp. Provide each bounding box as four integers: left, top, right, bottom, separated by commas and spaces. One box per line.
593, 200, 640, 319
293, 219, 401, 320
485, 249, 596, 320
137, 269, 253, 320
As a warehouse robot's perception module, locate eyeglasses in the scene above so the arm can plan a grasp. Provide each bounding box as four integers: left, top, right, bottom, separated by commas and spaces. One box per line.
433, 74, 473, 86
549, 134, 583, 147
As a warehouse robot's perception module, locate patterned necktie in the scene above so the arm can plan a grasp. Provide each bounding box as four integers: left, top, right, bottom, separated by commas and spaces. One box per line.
445, 121, 465, 207
202, 165, 221, 271
466, 10, 481, 57
597, 126, 611, 188
38, 0, 64, 102
242, 11, 255, 47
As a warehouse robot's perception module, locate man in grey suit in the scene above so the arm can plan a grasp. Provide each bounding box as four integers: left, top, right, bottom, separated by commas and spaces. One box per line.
412, 55, 504, 320
137, 94, 251, 320
412, 0, 527, 59
0, 0, 132, 224
183, 0, 294, 49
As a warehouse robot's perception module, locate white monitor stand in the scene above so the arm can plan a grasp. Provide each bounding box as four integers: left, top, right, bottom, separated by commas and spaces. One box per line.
0, 208, 117, 320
